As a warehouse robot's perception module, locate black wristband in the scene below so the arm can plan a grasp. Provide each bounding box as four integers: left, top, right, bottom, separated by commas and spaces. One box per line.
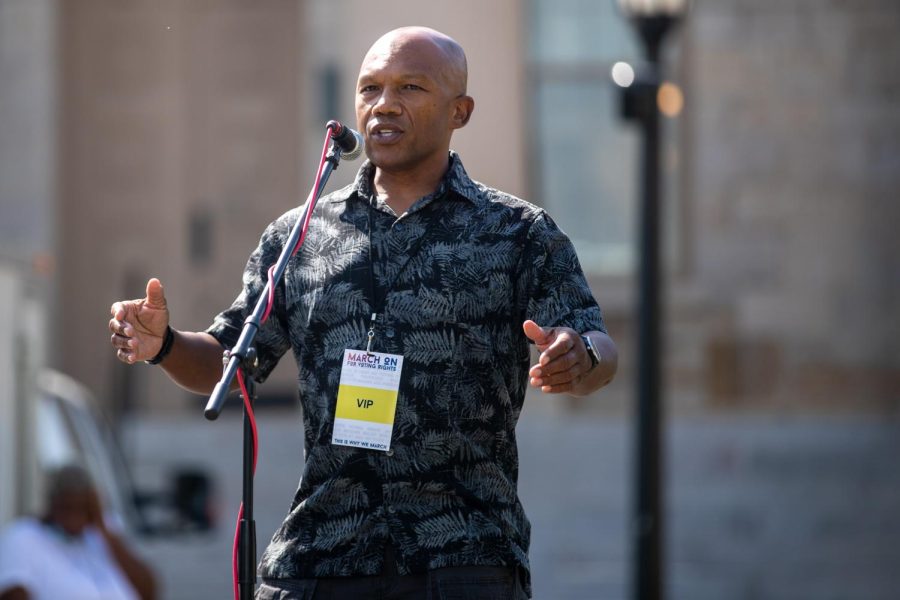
145, 326, 175, 365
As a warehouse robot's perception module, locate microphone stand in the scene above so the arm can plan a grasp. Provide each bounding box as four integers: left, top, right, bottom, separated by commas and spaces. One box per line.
203, 135, 349, 600
236, 349, 257, 600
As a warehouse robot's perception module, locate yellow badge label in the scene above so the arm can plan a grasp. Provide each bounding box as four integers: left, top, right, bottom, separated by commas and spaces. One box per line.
335, 385, 398, 424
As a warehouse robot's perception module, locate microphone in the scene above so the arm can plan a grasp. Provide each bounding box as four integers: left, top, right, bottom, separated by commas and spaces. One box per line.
327, 120, 364, 161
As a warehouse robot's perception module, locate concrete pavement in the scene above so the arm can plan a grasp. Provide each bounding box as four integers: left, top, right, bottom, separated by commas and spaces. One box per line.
124, 404, 900, 599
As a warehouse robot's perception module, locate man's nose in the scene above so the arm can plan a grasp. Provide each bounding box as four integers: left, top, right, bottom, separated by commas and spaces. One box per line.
372, 88, 401, 115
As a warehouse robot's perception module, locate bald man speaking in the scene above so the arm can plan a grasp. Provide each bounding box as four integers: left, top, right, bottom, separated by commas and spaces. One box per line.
109, 27, 617, 599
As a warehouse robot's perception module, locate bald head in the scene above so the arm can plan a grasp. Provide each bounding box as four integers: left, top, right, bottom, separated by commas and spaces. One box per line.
362, 27, 468, 96
356, 27, 475, 181
46, 464, 95, 504
43, 464, 98, 537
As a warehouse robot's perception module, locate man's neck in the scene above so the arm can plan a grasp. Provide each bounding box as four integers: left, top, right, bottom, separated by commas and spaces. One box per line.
373, 155, 449, 215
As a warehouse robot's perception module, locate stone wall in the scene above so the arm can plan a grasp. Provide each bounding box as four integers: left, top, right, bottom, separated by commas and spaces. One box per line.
668, 0, 900, 410
44, 0, 900, 414
56, 0, 303, 413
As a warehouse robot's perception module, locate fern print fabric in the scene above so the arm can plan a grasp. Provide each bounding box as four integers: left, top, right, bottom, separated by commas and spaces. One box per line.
207, 152, 606, 595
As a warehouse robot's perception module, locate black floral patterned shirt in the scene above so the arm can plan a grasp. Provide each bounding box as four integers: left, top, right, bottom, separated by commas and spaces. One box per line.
206, 152, 605, 594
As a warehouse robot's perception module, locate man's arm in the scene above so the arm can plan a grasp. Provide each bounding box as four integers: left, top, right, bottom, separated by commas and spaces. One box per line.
156, 330, 230, 395
98, 530, 157, 600
86, 491, 157, 600
0, 586, 29, 600
523, 320, 618, 397
109, 278, 229, 395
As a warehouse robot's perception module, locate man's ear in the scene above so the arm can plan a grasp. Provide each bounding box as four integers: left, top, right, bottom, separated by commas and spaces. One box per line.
451, 95, 475, 129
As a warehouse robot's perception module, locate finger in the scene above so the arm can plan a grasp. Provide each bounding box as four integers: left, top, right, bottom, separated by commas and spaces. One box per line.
110, 301, 127, 320
110, 333, 134, 351
522, 320, 551, 346
539, 345, 590, 376
528, 371, 577, 393
108, 318, 132, 338
145, 278, 167, 310
533, 360, 584, 387
116, 347, 136, 364
538, 381, 575, 394
537, 333, 576, 367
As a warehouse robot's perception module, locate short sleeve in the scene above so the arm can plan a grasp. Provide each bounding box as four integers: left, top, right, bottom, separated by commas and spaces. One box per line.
523, 212, 606, 335
0, 522, 37, 593
206, 214, 294, 383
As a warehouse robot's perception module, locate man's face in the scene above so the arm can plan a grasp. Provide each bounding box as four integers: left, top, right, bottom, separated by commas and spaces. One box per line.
49, 491, 93, 537
355, 36, 466, 174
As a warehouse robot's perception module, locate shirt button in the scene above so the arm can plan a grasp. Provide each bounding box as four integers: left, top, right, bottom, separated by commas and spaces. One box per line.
386, 448, 395, 456
387, 505, 396, 515
385, 328, 395, 339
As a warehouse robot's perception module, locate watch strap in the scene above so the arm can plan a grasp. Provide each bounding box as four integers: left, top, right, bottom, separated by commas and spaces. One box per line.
581, 334, 601, 370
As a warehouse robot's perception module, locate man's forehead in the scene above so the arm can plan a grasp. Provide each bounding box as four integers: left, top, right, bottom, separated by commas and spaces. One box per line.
357, 55, 441, 82
361, 37, 447, 72
358, 34, 466, 91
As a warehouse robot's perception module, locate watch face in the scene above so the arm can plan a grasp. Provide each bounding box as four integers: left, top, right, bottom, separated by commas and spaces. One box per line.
582, 335, 600, 367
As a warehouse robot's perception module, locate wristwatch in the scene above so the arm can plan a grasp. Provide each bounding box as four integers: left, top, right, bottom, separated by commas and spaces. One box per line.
581, 334, 601, 370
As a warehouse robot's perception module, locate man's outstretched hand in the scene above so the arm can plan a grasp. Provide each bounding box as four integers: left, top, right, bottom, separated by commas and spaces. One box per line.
109, 278, 170, 364
522, 319, 596, 395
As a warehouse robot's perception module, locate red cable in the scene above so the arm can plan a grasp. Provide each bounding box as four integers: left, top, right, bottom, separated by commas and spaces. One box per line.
232, 371, 259, 600
292, 128, 335, 254
231, 125, 336, 600
232, 504, 244, 600
260, 128, 332, 325
260, 265, 277, 325
236, 370, 259, 472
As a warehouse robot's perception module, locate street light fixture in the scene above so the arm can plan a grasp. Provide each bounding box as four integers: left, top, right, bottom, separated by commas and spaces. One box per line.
615, 1, 689, 600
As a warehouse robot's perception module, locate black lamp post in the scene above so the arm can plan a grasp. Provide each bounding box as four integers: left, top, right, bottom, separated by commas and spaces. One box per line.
615, 1, 687, 599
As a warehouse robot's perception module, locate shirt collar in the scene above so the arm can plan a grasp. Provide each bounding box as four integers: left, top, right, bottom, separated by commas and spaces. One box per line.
328, 151, 484, 207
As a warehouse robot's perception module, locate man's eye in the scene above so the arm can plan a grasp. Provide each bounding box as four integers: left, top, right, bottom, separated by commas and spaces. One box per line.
403, 84, 424, 91
359, 85, 379, 93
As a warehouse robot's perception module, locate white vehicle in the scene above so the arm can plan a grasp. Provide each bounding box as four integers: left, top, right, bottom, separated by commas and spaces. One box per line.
0, 261, 44, 524
36, 370, 215, 536
0, 259, 212, 537
37, 370, 147, 532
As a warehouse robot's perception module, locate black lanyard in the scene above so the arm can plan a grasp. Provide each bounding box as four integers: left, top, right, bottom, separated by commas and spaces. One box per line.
363, 192, 444, 352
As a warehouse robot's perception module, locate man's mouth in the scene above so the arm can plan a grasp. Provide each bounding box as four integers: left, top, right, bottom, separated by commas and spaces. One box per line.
369, 124, 404, 142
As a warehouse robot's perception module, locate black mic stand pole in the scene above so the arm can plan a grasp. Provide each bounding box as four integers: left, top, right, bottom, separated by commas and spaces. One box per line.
236, 348, 258, 600
203, 137, 349, 600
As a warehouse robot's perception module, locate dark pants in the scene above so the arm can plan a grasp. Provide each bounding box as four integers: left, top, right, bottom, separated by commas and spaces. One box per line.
255, 547, 528, 600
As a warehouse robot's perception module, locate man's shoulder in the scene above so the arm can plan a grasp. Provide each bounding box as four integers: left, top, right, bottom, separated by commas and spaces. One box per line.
470, 180, 542, 215
320, 180, 358, 206
1, 517, 40, 536
265, 182, 355, 233
464, 179, 566, 244
448, 155, 546, 223
0, 518, 48, 550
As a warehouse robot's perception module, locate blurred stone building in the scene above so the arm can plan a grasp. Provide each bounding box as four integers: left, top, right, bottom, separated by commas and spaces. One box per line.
1, 0, 897, 417
3, 2, 900, 599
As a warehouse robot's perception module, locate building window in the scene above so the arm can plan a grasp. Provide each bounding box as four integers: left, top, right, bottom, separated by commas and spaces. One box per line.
319, 63, 341, 125
528, 0, 681, 275
188, 207, 213, 266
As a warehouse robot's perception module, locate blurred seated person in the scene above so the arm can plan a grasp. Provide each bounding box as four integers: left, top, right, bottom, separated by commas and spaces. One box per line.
0, 464, 157, 600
